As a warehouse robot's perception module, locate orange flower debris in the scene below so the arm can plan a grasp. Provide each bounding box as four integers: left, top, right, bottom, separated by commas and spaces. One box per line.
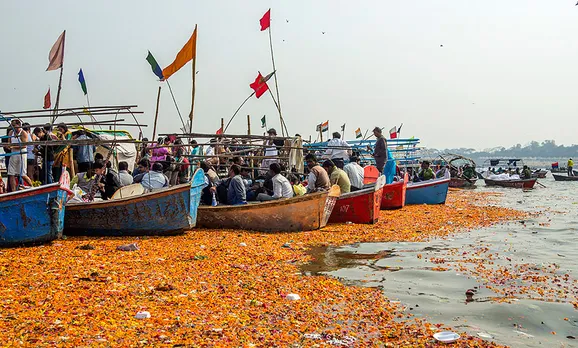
0, 190, 522, 346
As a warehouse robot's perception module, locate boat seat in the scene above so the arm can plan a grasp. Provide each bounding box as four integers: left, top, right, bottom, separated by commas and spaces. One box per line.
111, 183, 145, 200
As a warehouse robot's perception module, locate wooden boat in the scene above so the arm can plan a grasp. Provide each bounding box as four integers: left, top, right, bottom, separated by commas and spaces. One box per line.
64, 169, 205, 236
483, 178, 537, 189
449, 177, 478, 188
329, 176, 385, 224
363, 165, 380, 184
197, 185, 341, 232
406, 177, 450, 205
381, 173, 408, 210
0, 183, 68, 247
552, 174, 578, 181
532, 170, 547, 179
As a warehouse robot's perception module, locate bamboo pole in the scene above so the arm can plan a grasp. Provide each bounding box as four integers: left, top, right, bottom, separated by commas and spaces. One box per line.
220, 118, 224, 133
267, 17, 285, 137
152, 86, 162, 141
0, 119, 129, 129
223, 91, 255, 132
163, 132, 293, 141
52, 31, 66, 121
247, 115, 251, 136
6, 111, 143, 120
2, 105, 139, 115
189, 24, 197, 135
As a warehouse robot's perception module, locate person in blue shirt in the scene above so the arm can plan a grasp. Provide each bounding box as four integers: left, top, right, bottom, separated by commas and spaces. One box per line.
227, 164, 247, 205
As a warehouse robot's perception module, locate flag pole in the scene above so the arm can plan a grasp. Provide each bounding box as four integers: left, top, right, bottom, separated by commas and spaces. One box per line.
53, 31, 66, 120
189, 24, 198, 137
224, 91, 256, 132
342, 124, 346, 139
267, 17, 285, 137
152, 86, 162, 141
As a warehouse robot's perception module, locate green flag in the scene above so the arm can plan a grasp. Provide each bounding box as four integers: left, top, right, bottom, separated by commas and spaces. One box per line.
78, 69, 87, 95
146, 51, 164, 80
261, 115, 266, 128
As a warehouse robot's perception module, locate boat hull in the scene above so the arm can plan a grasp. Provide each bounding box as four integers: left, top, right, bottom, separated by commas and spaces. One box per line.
449, 177, 478, 188
0, 183, 67, 247
64, 169, 205, 236
381, 173, 408, 210
329, 177, 384, 224
483, 178, 537, 189
197, 186, 340, 232
552, 174, 578, 181
406, 178, 450, 205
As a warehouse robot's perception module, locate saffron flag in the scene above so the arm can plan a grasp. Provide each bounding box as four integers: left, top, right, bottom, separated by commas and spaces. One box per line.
389, 126, 397, 139
78, 69, 87, 95
47, 31, 65, 71
216, 127, 223, 135
355, 128, 362, 139
250, 71, 275, 98
43, 88, 51, 109
162, 26, 197, 80
261, 115, 266, 128
260, 9, 271, 31
146, 51, 164, 80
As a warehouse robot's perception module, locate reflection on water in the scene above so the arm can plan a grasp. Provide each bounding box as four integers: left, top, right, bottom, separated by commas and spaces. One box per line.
303, 176, 578, 347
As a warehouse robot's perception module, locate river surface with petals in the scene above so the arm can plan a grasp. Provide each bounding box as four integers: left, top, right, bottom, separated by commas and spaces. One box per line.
0, 186, 534, 346
305, 176, 578, 347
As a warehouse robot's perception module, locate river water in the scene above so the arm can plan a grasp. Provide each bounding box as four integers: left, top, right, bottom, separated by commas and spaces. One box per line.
303, 176, 578, 347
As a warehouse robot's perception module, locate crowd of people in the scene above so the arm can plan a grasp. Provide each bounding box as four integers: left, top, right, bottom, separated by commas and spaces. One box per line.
2, 121, 413, 204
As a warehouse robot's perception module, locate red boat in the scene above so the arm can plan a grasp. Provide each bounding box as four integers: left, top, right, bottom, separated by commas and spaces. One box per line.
484, 178, 537, 189
363, 165, 380, 184
381, 173, 408, 210
329, 176, 385, 224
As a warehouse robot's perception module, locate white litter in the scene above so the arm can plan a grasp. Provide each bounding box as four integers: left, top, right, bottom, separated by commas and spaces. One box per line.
135, 311, 151, 319
286, 293, 301, 301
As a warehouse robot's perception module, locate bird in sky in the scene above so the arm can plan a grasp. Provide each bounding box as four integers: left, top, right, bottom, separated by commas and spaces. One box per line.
322, 31, 326, 34
286, 19, 289, 23
440, 44, 444, 47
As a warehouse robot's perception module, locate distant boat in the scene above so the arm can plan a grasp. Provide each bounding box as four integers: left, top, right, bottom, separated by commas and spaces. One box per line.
532, 170, 548, 179
484, 178, 537, 189
381, 173, 408, 210
329, 176, 385, 224
197, 185, 340, 232
406, 177, 450, 205
449, 177, 478, 188
552, 174, 578, 182
64, 169, 205, 236
0, 183, 68, 247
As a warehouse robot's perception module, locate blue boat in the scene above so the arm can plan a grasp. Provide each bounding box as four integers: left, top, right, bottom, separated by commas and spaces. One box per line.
0, 183, 68, 247
63, 169, 205, 236
406, 177, 450, 205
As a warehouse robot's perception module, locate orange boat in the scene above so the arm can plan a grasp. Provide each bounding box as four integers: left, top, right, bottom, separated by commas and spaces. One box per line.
381, 173, 408, 210
196, 185, 340, 232
329, 176, 385, 224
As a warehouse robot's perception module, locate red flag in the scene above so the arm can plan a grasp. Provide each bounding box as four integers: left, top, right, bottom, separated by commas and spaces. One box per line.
260, 9, 271, 31
216, 127, 223, 135
250, 72, 275, 98
43, 88, 51, 109
47, 31, 66, 71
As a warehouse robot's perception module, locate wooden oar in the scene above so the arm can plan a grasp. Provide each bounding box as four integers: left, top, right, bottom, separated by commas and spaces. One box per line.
536, 181, 546, 188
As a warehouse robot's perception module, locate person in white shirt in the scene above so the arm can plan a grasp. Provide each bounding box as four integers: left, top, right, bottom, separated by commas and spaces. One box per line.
324, 132, 351, 169
115, 161, 134, 187
138, 162, 169, 191
257, 162, 293, 201
343, 156, 365, 191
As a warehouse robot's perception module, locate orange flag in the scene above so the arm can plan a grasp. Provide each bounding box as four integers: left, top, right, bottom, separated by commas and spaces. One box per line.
47, 31, 66, 71
162, 26, 197, 80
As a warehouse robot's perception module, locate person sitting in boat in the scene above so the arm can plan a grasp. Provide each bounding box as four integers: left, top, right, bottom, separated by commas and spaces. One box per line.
227, 164, 247, 205
322, 159, 351, 194
417, 161, 435, 181
521, 165, 532, 179
323, 132, 351, 169
462, 164, 475, 179
257, 163, 293, 201
199, 161, 218, 205
305, 153, 330, 193
139, 162, 169, 191
343, 156, 364, 191
115, 161, 134, 187
70, 160, 106, 201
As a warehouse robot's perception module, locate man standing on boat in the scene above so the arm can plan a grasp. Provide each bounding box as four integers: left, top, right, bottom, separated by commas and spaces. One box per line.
323, 132, 351, 169
372, 127, 388, 173
568, 158, 574, 176
7, 119, 33, 190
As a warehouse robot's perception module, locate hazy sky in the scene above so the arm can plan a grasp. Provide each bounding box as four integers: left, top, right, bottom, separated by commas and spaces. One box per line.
1, 0, 577, 149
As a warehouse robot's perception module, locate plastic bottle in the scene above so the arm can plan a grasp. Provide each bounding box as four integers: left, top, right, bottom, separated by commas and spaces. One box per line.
211, 192, 218, 206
